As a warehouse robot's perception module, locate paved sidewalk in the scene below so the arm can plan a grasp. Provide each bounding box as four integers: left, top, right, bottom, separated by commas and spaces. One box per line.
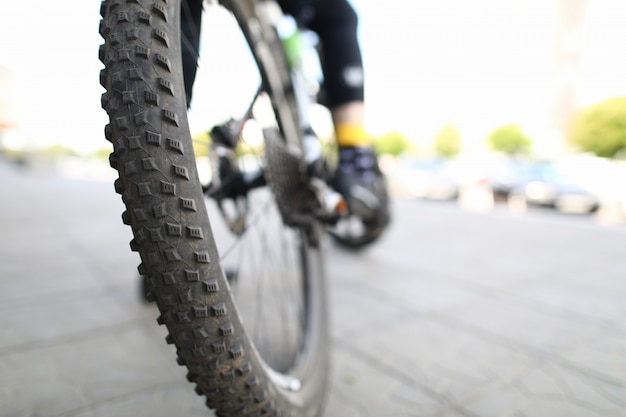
1, 159, 626, 417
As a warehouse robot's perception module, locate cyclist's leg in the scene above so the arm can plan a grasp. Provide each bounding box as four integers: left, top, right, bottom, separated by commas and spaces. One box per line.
281, 0, 389, 227
304, 0, 366, 138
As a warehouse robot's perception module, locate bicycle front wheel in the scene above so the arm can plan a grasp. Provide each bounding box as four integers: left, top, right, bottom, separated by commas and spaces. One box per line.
98, 0, 329, 415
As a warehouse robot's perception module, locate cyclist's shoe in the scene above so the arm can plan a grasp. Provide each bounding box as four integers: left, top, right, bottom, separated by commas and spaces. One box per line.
330, 146, 390, 228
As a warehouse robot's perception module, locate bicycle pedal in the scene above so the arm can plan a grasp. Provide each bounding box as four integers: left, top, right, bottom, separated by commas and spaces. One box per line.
323, 190, 349, 221
309, 179, 348, 223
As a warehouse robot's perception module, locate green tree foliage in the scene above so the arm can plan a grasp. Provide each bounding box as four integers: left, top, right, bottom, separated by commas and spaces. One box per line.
91, 147, 113, 159
40, 144, 79, 157
373, 130, 412, 156
487, 124, 532, 155
434, 123, 461, 157
569, 97, 626, 158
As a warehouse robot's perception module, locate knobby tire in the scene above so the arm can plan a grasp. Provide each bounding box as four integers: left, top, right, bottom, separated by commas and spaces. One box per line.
98, 0, 329, 416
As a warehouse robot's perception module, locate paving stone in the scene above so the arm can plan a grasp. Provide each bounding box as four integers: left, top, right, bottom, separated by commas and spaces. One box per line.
337, 315, 537, 406
330, 279, 411, 340
326, 346, 453, 417
0, 320, 183, 417
441, 296, 605, 354
509, 279, 626, 326
464, 360, 626, 417
514, 361, 626, 414
66, 384, 208, 417
559, 330, 626, 387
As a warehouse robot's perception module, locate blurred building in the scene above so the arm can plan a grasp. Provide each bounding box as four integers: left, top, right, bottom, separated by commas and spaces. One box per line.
552, 0, 587, 135
0, 66, 18, 128
0, 65, 20, 152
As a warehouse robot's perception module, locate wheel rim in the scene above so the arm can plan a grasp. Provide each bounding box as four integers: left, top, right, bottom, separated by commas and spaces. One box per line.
207, 188, 315, 373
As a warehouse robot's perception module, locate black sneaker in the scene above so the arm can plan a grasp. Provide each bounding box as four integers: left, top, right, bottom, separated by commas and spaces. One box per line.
331, 146, 390, 229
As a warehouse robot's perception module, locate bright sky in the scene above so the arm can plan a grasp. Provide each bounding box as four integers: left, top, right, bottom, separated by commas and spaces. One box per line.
0, 1, 107, 154
357, 0, 626, 150
1, 0, 626, 154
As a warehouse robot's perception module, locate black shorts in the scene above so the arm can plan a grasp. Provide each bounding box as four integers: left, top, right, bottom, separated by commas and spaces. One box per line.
278, 0, 364, 107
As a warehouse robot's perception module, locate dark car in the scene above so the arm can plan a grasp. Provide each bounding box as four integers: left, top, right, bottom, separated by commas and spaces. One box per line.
489, 158, 530, 200
490, 159, 600, 214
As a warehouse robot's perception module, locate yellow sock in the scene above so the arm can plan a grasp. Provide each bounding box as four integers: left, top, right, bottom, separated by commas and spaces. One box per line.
335, 123, 372, 147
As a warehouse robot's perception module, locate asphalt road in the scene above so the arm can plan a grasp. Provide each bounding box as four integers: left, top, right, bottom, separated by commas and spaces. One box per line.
1, 159, 626, 417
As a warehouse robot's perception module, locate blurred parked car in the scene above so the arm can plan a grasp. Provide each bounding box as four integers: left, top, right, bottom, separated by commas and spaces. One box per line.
488, 158, 528, 200
490, 159, 600, 214
397, 157, 459, 200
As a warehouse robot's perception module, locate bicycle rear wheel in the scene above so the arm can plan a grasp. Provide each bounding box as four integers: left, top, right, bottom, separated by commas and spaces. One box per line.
99, 0, 329, 415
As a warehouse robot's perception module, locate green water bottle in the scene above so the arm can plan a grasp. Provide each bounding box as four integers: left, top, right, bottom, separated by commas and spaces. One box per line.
278, 16, 304, 68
